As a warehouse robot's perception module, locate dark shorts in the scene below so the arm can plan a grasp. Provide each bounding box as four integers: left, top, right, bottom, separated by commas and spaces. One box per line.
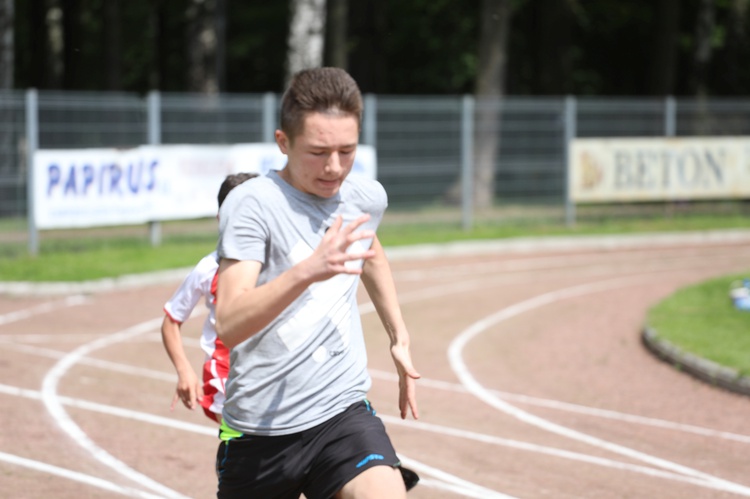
216, 400, 418, 499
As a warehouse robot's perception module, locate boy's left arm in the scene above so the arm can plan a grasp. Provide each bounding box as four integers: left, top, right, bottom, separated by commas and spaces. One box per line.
160, 315, 202, 411
361, 235, 420, 420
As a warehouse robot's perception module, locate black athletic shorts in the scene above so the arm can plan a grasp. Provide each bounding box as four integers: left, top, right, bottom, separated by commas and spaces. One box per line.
216, 400, 419, 499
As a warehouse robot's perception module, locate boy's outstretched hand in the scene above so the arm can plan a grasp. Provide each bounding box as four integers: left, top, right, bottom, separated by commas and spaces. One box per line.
307, 214, 376, 281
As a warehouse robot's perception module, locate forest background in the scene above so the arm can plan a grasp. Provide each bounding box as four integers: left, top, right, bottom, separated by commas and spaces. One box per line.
2, 0, 748, 99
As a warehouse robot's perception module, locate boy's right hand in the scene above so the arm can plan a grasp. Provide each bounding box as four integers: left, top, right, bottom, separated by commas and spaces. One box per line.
305, 214, 376, 282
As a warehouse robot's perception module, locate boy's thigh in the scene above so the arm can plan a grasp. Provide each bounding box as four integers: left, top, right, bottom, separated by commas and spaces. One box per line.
304, 401, 403, 499
334, 465, 406, 499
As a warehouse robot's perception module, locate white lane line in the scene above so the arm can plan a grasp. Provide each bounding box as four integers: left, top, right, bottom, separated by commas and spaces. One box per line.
0, 381, 739, 493
417, 478, 509, 499
23, 319, 750, 446
4, 270, 745, 455
27, 319, 501, 498
1, 383, 501, 498
37, 333, 750, 444
7, 245, 748, 496
0, 295, 89, 326
0, 333, 111, 343
369, 369, 750, 444
18, 325, 750, 447
0, 341, 177, 381
40, 318, 190, 499
381, 415, 736, 492
0, 451, 168, 499
7, 331, 747, 446
1, 382, 217, 435
398, 454, 516, 498
448, 275, 750, 496
5, 322, 745, 448
360, 264, 750, 447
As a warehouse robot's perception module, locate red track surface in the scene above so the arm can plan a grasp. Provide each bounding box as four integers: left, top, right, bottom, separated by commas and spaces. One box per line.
1, 234, 749, 498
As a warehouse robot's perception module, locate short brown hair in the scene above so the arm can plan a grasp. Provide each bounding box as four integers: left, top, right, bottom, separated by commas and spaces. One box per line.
218, 172, 258, 208
280, 67, 363, 141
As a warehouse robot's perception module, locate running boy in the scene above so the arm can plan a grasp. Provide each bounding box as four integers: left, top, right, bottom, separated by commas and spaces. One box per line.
160, 172, 257, 423
215, 67, 420, 498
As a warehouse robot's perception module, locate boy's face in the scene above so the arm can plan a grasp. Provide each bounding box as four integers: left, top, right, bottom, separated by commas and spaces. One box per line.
275, 112, 359, 198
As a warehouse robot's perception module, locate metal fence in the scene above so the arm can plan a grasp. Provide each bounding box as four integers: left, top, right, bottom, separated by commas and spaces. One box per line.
2, 90, 750, 230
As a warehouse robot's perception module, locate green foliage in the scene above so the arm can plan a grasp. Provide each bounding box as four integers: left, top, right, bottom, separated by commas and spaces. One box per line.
225, 3, 290, 93
374, 0, 479, 94
14, 0, 750, 96
647, 273, 750, 375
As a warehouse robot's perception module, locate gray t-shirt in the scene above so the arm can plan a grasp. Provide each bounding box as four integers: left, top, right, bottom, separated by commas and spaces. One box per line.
216, 170, 387, 436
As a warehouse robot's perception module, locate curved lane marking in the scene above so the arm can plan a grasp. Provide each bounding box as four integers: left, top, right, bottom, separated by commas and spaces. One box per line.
14, 244, 750, 497
41, 317, 189, 499
367, 369, 750, 444
1, 381, 738, 493
0, 295, 88, 326
398, 454, 516, 498
2, 383, 504, 499
448, 275, 750, 496
0, 451, 166, 499
10, 333, 747, 446
379, 415, 738, 492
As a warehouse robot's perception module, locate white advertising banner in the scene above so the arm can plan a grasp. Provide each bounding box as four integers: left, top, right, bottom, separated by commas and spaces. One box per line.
33, 143, 377, 229
569, 137, 750, 203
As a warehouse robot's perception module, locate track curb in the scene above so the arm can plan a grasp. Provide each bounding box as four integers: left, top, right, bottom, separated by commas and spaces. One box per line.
0, 268, 194, 297
382, 228, 750, 261
641, 327, 750, 397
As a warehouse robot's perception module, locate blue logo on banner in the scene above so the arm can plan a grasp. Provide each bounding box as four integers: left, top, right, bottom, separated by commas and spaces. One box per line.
47, 159, 159, 197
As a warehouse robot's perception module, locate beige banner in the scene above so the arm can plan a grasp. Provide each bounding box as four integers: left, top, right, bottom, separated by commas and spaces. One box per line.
569, 137, 750, 202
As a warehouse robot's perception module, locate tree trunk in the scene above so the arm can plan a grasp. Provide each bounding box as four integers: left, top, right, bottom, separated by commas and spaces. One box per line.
474, 0, 511, 209
285, 0, 326, 84
0, 0, 13, 89
325, 0, 348, 69
648, 0, 681, 95
45, 0, 64, 89
186, 0, 225, 94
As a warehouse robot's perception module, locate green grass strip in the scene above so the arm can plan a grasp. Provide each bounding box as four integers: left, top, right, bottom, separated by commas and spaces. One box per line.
646, 272, 750, 377
0, 214, 748, 282
0, 236, 217, 282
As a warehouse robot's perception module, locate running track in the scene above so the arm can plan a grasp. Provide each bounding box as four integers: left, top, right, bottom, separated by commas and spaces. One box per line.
1, 231, 749, 498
